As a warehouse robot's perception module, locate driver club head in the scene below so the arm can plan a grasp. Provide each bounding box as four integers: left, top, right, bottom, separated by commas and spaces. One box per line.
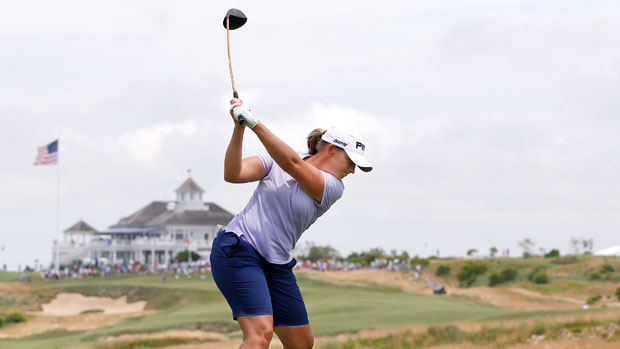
223, 8, 247, 30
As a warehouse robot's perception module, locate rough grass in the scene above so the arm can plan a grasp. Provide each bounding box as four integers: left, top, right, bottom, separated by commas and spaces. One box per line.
93, 337, 215, 349
327, 316, 620, 348
80, 309, 105, 314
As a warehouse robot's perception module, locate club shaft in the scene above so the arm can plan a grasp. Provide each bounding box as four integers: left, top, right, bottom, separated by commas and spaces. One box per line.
226, 17, 238, 97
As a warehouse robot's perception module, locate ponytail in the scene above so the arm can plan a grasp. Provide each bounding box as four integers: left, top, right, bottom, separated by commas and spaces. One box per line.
307, 128, 327, 155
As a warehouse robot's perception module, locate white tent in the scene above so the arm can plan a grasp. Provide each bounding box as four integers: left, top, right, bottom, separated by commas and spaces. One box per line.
594, 245, 620, 256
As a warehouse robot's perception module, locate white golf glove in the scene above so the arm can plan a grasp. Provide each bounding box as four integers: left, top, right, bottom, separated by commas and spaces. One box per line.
230, 103, 259, 129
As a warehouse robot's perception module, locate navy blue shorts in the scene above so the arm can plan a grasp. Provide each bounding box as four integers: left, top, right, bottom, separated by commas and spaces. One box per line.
210, 232, 309, 326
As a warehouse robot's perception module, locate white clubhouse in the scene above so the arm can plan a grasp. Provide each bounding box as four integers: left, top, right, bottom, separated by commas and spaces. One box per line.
55, 177, 234, 267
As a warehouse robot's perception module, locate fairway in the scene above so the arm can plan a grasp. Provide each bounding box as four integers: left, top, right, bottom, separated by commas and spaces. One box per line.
0, 271, 609, 349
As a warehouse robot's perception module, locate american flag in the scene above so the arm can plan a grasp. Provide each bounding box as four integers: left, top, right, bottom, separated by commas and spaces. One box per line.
34, 139, 59, 165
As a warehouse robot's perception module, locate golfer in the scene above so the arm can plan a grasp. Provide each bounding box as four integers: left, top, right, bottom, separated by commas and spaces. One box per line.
211, 98, 372, 348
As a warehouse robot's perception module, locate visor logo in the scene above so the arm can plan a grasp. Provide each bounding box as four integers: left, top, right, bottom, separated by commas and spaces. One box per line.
333, 139, 348, 147
356, 142, 365, 151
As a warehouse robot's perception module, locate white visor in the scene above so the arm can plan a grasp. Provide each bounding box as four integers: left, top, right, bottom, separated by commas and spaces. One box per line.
321, 127, 373, 172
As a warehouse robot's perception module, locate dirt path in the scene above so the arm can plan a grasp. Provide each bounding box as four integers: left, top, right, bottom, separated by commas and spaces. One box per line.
0, 311, 149, 338
298, 269, 587, 310
450, 286, 583, 310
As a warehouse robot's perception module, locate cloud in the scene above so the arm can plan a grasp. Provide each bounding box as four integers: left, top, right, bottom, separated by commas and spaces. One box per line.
117, 120, 197, 166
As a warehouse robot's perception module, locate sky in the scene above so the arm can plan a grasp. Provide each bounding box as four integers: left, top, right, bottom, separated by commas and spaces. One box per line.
1, 1, 619, 270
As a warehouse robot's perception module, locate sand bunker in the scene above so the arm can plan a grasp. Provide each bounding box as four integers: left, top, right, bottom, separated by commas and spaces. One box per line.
0, 292, 149, 338
39, 292, 147, 316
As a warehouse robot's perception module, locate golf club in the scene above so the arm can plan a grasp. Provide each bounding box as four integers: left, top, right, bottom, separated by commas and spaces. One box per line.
223, 8, 247, 125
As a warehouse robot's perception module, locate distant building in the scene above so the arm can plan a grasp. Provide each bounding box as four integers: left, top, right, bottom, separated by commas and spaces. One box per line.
55, 177, 235, 266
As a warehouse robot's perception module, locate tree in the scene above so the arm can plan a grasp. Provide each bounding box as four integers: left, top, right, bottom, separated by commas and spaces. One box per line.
544, 249, 560, 258
305, 245, 340, 262
489, 247, 498, 258
570, 237, 594, 255
582, 239, 594, 254
518, 239, 536, 257
570, 238, 580, 254
467, 249, 477, 257
175, 251, 200, 262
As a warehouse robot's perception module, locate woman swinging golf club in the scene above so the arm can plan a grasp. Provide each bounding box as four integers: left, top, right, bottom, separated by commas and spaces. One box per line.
210, 98, 372, 348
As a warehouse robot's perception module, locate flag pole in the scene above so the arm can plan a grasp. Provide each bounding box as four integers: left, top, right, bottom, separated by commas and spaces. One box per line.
55, 136, 61, 275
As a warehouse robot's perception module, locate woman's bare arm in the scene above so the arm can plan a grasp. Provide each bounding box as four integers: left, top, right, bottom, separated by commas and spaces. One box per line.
251, 122, 324, 201
223, 114, 265, 183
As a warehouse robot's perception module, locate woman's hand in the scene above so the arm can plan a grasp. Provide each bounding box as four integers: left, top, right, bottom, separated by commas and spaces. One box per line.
229, 98, 259, 129
229, 98, 244, 123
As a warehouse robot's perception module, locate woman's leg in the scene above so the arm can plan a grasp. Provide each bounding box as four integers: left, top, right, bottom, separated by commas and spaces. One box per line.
274, 324, 314, 348
211, 233, 274, 348
266, 258, 313, 347
238, 315, 274, 349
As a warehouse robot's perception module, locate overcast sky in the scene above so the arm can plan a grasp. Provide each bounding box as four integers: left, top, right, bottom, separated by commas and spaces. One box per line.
1, 1, 619, 270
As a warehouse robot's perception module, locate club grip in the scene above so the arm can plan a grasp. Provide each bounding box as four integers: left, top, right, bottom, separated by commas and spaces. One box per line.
232, 91, 244, 125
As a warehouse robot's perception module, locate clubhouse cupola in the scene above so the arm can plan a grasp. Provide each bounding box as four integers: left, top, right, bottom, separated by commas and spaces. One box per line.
174, 176, 206, 212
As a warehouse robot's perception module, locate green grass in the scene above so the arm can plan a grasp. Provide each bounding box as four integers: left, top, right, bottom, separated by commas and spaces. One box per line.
0, 269, 618, 349
93, 337, 215, 349
327, 316, 620, 348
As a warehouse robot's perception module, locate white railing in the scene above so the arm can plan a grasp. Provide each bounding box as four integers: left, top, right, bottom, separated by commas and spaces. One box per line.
58, 238, 211, 251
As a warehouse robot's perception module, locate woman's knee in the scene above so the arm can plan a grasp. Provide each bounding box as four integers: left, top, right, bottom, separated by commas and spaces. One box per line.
275, 325, 314, 349
239, 315, 273, 348
244, 332, 273, 348
301, 333, 315, 348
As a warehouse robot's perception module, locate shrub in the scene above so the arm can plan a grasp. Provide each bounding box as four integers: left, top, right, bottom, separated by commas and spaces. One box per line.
488, 273, 503, 287
551, 255, 579, 264
488, 268, 518, 287
528, 267, 549, 284
587, 295, 602, 305
500, 268, 517, 282
4, 312, 27, 324
533, 323, 547, 335
600, 264, 614, 273
544, 249, 560, 258
457, 262, 487, 287
410, 256, 430, 268
615, 287, 620, 301
533, 273, 549, 284
0, 317, 5, 327
590, 272, 601, 280
427, 325, 463, 344
436, 265, 450, 276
